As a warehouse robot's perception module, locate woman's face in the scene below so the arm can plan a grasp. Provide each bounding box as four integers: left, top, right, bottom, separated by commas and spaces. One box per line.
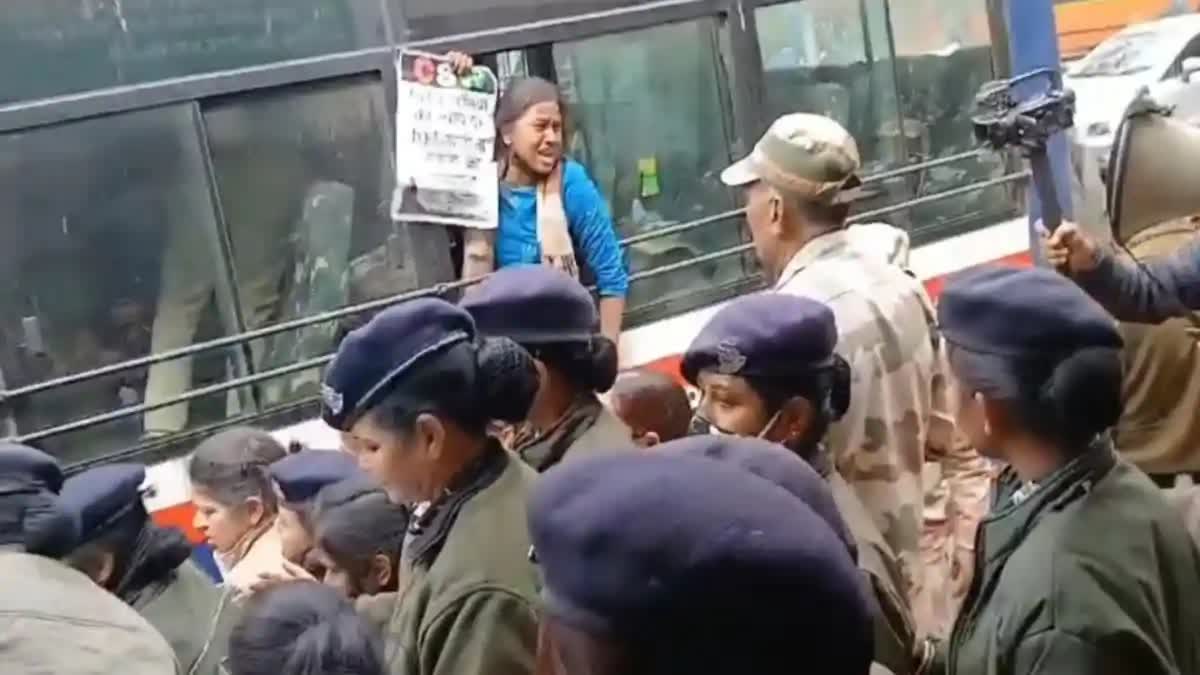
507, 101, 564, 177
313, 546, 392, 599
274, 503, 312, 565
695, 371, 776, 438
344, 413, 440, 505
191, 486, 258, 554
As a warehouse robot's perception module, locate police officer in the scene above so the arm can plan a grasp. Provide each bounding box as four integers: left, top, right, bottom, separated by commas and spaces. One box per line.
268, 449, 361, 569
720, 114, 991, 629
60, 463, 238, 675
322, 298, 541, 675
0, 444, 180, 674
461, 265, 631, 471
1045, 220, 1200, 323
681, 292, 920, 674
935, 266, 1200, 675
528, 452, 874, 675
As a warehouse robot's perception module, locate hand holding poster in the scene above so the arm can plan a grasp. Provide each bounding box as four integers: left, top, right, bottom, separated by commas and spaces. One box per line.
391, 50, 500, 229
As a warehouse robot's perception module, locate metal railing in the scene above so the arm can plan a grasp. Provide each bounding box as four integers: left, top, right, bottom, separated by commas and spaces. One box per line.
2, 156, 1027, 450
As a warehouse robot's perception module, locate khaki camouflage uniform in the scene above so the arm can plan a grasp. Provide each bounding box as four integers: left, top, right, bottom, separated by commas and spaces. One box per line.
775, 229, 992, 638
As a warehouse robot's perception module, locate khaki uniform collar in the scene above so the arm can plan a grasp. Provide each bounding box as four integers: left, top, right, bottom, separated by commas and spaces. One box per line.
772, 229, 852, 291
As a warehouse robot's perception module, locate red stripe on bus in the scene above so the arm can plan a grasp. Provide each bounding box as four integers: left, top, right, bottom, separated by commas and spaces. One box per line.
152, 501, 204, 544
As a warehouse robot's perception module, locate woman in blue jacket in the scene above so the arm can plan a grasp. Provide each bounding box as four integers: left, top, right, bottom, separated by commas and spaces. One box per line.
451, 54, 629, 343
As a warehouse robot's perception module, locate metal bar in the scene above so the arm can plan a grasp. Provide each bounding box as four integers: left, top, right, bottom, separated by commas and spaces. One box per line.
2, 171, 1027, 409
850, 171, 1029, 223
619, 209, 745, 246
14, 356, 334, 444
860, 149, 991, 185
0, 277, 477, 403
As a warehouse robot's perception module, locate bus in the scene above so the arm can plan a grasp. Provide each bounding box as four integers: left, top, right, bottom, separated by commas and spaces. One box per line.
0, 0, 1036, 562
1056, 0, 1200, 59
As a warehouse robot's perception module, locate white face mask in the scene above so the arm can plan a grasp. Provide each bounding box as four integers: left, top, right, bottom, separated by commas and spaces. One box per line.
698, 409, 783, 440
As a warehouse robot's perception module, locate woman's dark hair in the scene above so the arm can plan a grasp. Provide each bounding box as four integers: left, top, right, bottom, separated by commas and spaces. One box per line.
746, 356, 852, 447
367, 337, 540, 436
188, 427, 287, 511
955, 346, 1123, 451
227, 582, 384, 675
529, 337, 619, 394
65, 514, 191, 604
313, 483, 408, 592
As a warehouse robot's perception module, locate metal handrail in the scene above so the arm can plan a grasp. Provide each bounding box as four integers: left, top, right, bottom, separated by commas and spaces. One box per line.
1, 163, 1022, 414
7, 170, 1029, 445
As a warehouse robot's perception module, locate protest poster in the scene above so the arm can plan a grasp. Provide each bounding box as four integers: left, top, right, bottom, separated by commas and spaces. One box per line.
391, 50, 500, 229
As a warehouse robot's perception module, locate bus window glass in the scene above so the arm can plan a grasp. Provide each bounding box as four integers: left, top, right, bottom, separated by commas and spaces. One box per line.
888, 0, 1015, 239
756, 0, 908, 217
0, 105, 244, 463
527, 20, 750, 324
196, 75, 456, 415
396, 0, 648, 42
0, 0, 387, 106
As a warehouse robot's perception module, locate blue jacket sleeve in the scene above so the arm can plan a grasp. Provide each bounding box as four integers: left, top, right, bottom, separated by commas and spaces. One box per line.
562, 162, 629, 298
1078, 240, 1200, 324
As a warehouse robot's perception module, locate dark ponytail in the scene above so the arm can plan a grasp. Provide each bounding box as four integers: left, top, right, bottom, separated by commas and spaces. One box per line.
1016, 347, 1123, 449
229, 582, 383, 675
530, 337, 619, 394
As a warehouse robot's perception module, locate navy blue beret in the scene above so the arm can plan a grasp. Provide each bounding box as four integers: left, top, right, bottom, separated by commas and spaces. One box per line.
682, 293, 838, 385
529, 453, 872, 674
0, 443, 64, 493
938, 266, 1123, 358
461, 265, 597, 345
269, 450, 361, 505
661, 435, 856, 560
322, 298, 476, 431
59, 464, 146, 544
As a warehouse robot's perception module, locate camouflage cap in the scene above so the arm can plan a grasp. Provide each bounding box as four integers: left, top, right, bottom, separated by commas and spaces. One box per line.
721, 113, 862, 204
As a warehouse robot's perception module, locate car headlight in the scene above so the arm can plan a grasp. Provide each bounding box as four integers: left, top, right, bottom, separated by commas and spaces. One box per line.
1087, 121, 1112, 137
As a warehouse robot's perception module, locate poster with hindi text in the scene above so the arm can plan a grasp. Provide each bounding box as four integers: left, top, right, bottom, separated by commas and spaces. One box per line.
391, 50, 499, 229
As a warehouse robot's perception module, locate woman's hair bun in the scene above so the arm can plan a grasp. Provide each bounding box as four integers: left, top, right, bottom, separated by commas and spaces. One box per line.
475, 336, 541, 424
587, 337, 619, 394
1040, 346, 1123, 440
826, 356, 852, 422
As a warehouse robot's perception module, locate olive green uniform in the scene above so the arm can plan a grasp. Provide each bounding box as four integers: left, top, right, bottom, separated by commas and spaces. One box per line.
516, 394, 631, 472
940, 449, 1200, 675
134, 560, 241, 675
383, 448, 541, 675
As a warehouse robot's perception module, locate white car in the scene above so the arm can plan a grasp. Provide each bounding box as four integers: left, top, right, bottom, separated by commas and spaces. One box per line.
1065, 15, 1200, 224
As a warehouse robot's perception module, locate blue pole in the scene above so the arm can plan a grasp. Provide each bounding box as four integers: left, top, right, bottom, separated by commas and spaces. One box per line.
1005, 0, 1073, 265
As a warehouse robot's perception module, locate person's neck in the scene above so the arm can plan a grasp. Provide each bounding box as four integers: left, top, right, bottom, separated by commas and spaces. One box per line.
428, 433, 492, 497
504, 157, 543, 187
1005, 436, 1068, 484
529, 370, 581, 432
766, 223, 837, 283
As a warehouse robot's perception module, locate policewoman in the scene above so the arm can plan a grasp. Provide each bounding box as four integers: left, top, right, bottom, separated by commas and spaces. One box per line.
528, 452, 873, 675
321, 298, 542, 675
462, 265, 631, 471
681, 292, 919, 675
936, 267, 1200, 675
0, 444, 180, 675
60, 463, 239, 675
267, 449, 361, 570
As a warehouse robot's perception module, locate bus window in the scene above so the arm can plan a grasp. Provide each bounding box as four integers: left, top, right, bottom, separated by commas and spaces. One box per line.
0, 1, 388, 107
0, 105, 244, 464
191, 75, 456, 417
884, 0, 1014, 239
497, 18, 749, 325
756, 0, 908, 217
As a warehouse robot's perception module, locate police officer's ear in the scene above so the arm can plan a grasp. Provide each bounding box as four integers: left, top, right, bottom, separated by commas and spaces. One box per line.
635, 430, 661, 449
370, 553, 393, 589
412, 412, 448, 462
776, 397, 816, 446
244, 495, 268, 528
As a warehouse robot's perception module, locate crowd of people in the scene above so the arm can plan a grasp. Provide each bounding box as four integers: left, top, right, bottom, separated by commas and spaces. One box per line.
5, 61, 1200, 675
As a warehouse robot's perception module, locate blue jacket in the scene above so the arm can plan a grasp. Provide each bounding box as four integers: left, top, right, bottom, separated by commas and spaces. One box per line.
1079, 240, 1200, 323
497, 160, 629, 298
